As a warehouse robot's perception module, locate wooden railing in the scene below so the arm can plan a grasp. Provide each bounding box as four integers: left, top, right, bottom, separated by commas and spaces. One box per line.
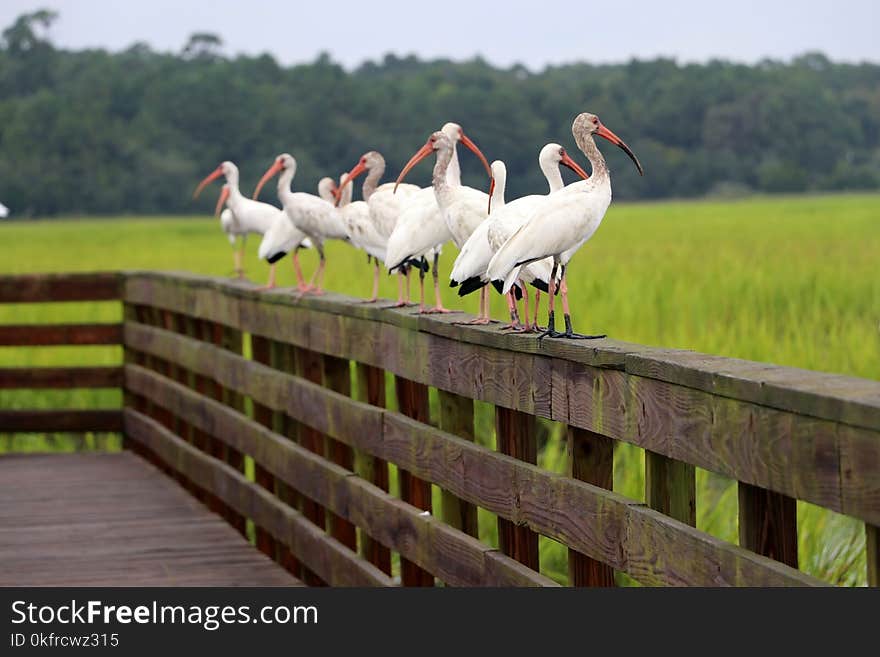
2, 270, 879, 586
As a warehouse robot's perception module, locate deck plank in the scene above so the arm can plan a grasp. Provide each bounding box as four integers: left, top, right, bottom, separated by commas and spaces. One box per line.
0, 452, 303, 587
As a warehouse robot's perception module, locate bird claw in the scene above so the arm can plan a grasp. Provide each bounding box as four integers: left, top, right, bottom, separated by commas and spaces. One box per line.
538, 329, 606, 340
421, 306, 456, 314
454, 318, 493, 326
358, 297, 380, 304
500, 323, 529, 333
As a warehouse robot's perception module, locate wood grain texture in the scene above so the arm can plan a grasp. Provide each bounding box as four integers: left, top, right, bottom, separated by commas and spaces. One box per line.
354, 362, 392, 574
121, 273, 880, 525
0, 366, 121, 389
250, 334, 280, 561
438, 390, 479, 538
0, 452, 300, 586
0, 409, 122, 433
567, 427, 615, 586
323, 354, 358, 552
738, 483, 798, 568
125, 361, 823, 586
0, 323, 122, 346
122, 381, 549, 586
123, 410, 391, 586
0, 272, 121, 303
645, 451, 696, 527
395, 375, 435, 586
495, 406, 540, 570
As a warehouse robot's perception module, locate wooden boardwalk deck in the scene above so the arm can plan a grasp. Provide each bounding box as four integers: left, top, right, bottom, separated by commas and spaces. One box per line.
0, 452, 303, 586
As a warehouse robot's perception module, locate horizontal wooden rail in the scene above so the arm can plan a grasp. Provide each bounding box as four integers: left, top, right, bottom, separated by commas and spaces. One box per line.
0, 409, 122, 432
123, 374, 552, 586
124, 328, 824, 586
0, 366, 122, 389
122, 274, 880, 528
0, 272, 122, 303
0, 323, 122, 346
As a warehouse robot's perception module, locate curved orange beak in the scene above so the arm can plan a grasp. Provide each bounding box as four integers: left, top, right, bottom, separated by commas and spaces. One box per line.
560, 152, 590, 180
215, 185, 230, 218
193, 165, 224, 199
394, 139, 434, 193
253, 159, 284, 200
336, 160, 368, 204
458, 131, 493, 180
596, 123, 644, 175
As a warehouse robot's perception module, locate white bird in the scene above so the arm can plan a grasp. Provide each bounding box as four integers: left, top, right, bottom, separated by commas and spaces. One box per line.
253, 153, 349, 295
451, 143, 590, 330
383, 122, 479, 313
335, 172, 386, 302
195, 161, 296, 288
0, 202, 9, 218
486, 112, 643, 339
335, 151, 421, 306
395, 129, 494, 323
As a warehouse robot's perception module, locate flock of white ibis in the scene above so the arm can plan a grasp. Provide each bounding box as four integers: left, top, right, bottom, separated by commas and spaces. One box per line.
193, 111, 643, 339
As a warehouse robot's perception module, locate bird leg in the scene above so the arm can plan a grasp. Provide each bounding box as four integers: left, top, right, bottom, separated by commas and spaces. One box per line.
457, 285, 492, 325
531, 290, 543, 332
292, 249, 310, 292
558, 276, 605, 339
360, 257, 380, 303
233, 248, 245, 280
423, 251, 454, 314
499, 289, 526, 332
417, 256, 428, 312
537, 264, 561, 339
254, 263, 278, 291
298, 252, 326, 298
383, 269, 411, 309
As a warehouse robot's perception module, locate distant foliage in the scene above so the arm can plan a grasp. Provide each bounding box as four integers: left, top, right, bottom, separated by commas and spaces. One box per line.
0, 11, 878, 216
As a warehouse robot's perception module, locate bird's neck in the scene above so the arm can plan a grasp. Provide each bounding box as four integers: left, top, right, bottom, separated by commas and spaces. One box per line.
362, 163, 384, 201
340, 178, 353, 206
432, 147, 454, 206
277, 166, 295, 204
541, 160, 564, 193
575, 133, 609, 183
446, 143, 461, 187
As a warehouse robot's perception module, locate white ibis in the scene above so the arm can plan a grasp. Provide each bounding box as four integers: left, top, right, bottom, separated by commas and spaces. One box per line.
335, 172, 387, 302
394, 129, 494, 323
0, 202, 9, 218
195, 161, 286, 284
335, 150, 423, 307
383, 122, 479, 313
486, 112, 643, 339
451, 143, 590, 330
253, 153, 349, 295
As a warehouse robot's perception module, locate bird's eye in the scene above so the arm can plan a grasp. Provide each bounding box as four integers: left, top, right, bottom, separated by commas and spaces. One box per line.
559, 148, 566, 156
593, 117, 599, 125
360, 158, 366, 164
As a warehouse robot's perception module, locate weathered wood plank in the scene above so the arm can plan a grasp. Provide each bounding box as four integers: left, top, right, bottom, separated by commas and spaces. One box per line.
123, 410, 392, 586
0, 323, 122, 346
567, 427, 615, 586
438, 390, 479, 538
645, 451, 696, 527
323, 354, 358, 552
0, 272, 121, 303
123, 391, 549, 586
395, 375, 435, 586
495, 406, 540, 570
867, 523, 879, 587
0, 409, 122, 433
123, 271, 880, 433
250, 334, 280, 560
738, 483, 799, 568
0, 366, 121, 389
121, 276, 880, 526
0, 452, 301, 587
125, 361, 823, 586
354, 362, 392, 574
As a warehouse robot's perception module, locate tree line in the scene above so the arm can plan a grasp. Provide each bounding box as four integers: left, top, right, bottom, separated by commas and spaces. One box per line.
1, 10, 878, 217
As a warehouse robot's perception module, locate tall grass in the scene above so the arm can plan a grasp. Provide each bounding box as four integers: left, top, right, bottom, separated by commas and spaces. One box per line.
1, 192, 877, 585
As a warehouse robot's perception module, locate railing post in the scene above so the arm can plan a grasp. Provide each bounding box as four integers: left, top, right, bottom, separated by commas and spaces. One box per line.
567, 426, 615, 586
867, 523, 879, 587
738, 482, 798, 568
323, 355, 358, 552
438, 390, 478, 538
645, 451, 697, 527
395, 375, 434, 586
495, 406, 539, 570
354, 363, 392, 575
250, 334, 280, 560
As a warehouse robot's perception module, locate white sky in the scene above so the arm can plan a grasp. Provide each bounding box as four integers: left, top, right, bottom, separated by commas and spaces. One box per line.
1, 0, 878, 70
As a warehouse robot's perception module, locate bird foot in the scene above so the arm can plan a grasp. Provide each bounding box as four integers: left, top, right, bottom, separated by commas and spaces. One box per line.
382, 301, 410, 309
358, 297, 380, 304
253, 284, 277, 292
537, 329, 606, 340
455, 317, 493, 325
499, 322, 529, 333
418, 306, 458, 315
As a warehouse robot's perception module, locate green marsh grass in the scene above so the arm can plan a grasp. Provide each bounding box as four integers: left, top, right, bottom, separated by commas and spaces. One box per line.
2, 193, 877, 585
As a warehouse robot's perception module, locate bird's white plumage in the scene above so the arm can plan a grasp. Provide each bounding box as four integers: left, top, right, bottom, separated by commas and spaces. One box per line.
0, 202, 9, 219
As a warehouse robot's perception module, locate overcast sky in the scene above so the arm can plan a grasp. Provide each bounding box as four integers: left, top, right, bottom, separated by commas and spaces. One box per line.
2, 0, 878, 70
